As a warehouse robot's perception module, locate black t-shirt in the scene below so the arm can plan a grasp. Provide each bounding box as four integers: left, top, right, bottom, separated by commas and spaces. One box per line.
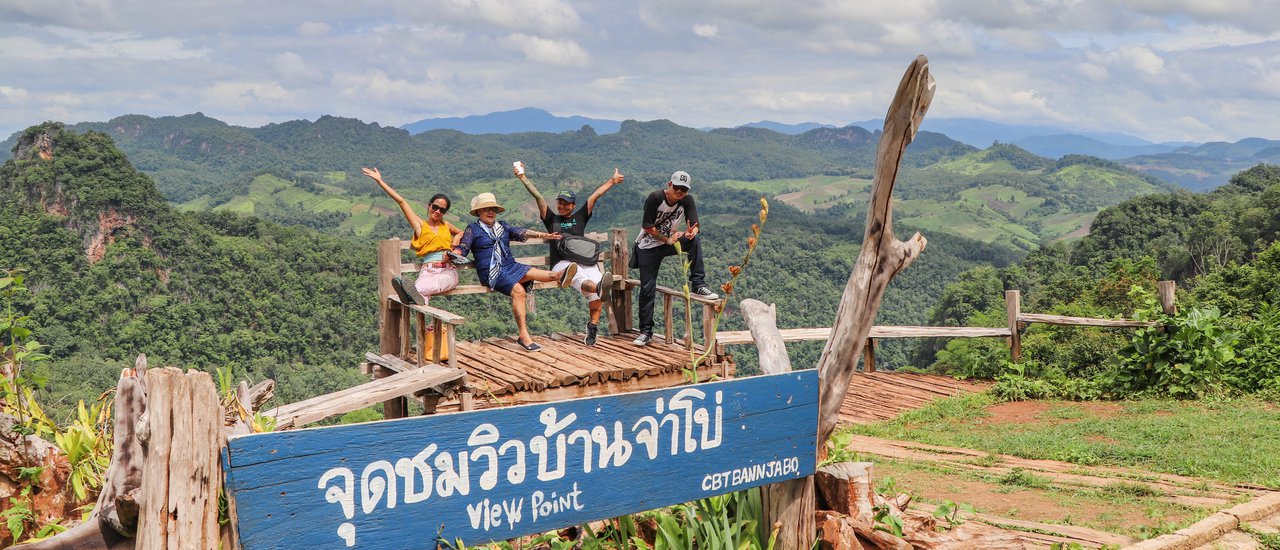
636, 189, 698, 249
542, 206, 592, 265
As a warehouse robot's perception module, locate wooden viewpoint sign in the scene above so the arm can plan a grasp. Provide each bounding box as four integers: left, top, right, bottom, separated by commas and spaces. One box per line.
224, 370, 818, 549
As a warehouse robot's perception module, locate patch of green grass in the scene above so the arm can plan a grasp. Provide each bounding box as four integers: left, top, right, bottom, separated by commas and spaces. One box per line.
850, 395, 1280, 487
999, 468, 1053, 489
1101, 482, 1161, 498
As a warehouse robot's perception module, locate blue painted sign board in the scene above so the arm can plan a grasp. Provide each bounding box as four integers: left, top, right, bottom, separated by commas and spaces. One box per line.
224, 370, 818, 549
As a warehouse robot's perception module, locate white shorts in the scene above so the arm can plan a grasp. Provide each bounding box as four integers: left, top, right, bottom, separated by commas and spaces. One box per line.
553, 260, 603, 302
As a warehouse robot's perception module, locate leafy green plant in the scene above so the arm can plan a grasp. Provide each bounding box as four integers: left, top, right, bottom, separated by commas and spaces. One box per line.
871, 504, 904, 537
821, 430, 857, 466
930, 500, 973, 531
2, 486, 35, 542
1114, 288, 1241, 398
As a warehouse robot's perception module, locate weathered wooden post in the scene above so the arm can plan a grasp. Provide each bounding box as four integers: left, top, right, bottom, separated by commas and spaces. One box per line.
608, 228, 632, 333
862, 338, 876, 373
25, 357, 242, 550
1006, 289, 1022, 362
1158, 280, 1177, 315
376, 238, 407, 419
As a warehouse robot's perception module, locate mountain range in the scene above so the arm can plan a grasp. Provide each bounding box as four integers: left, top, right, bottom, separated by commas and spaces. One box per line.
392, 108, 1279, 190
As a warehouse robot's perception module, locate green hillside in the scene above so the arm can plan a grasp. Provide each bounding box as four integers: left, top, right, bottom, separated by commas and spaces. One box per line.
2, 121, 1029, 421
35, 114, 1174, 252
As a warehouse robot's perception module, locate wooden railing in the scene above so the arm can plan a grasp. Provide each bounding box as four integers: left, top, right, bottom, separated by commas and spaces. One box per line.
717, 280, 1178, 371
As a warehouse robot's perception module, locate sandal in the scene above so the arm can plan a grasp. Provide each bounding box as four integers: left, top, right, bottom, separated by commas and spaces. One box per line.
518, 339, 542, 352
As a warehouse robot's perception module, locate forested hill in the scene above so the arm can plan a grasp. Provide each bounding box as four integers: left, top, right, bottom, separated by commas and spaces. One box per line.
0, 123, 374, 412
2, 121, 1033, 420
0, 113, 1172, 254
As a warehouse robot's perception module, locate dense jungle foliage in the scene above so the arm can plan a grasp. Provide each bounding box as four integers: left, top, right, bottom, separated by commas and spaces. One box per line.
922, 163, 1280, 399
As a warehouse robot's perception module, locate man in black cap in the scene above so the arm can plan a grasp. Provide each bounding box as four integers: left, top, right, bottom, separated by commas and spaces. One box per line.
631, 170, 718, 347
515, 164, 625, 345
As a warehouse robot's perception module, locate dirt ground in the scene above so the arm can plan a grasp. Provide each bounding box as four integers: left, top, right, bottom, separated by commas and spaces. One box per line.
846, 399, 1278, 547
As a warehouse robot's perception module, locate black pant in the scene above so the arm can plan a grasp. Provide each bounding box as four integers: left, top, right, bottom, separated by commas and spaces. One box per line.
636, 235, 706, 334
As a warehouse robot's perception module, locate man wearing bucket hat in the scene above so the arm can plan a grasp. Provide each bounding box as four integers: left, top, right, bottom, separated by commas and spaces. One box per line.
631, 170, 718, 347
514, 163, 625, 346
453, 192, 577, 352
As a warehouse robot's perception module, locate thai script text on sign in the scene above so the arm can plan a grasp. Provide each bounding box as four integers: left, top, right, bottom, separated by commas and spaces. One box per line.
224, 371, 818, 549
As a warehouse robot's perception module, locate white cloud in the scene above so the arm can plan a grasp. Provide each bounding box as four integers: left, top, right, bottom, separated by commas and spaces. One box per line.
0, 86, 30, 104
298, 21, 331, 37
200, 81, 294, 110
408, 0, 581, 35
693, 23, 718, 39
2, 0, 1280, 142
504, 34, 589, 66
271, 52, 325, 85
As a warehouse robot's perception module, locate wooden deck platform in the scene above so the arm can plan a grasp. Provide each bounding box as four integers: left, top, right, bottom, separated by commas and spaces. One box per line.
440, 331, 732, 410
837, 372, 991, 424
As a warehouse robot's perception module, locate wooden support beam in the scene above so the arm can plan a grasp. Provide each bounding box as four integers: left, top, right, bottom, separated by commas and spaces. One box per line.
1006, 289, 1021, 362
1017, 313, 1156, 328
863, 338, 876, 373
609, 228, 631, 333
267, 365, 465, 429
1159, 280, 1177, 315
716, 325, 1012, 345
377, 239, 406, 419
702, 302, 717, 354
663, 294, 674, 344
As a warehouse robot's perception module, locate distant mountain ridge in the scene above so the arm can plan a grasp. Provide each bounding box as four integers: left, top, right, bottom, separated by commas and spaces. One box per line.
400, 107, 621, 135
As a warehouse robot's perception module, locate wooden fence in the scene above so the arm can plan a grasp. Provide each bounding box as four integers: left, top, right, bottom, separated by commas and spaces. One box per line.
717, 280, 1178, 371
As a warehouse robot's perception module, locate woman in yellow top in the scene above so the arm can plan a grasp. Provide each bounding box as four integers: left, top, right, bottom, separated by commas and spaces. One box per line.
362, 167, 462, 304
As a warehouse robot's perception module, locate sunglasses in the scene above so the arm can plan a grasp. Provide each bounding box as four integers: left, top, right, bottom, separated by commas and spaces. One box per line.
430, 203, 449, 213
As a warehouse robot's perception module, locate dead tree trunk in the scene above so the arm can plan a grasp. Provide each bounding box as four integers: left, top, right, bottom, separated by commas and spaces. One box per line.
816, 55, 932, 445
25, 356, 261, 550
743, 55, 933, 550
741, 299, 816, 547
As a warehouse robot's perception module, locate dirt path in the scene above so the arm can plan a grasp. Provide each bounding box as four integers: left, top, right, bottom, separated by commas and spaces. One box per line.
844, 434, 1279, 548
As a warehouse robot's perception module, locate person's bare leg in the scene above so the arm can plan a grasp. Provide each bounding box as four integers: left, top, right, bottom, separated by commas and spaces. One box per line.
588, 299, 603, 324
511, 284, 534, 345
521, 268, 561, 283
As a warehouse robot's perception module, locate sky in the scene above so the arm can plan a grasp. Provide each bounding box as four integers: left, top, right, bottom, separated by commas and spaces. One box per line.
2, 0, 1279, 144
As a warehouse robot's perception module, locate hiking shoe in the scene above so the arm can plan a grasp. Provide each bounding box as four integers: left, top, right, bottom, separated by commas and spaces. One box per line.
559, 263, 579, 288
692, 284, 719, 300
390, 276, 419, 305
632, 332, 653, 346
584, 323, 598, 346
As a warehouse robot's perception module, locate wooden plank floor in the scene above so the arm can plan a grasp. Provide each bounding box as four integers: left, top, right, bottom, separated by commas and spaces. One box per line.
838, 372, 991, 424
443, 331, 733, 409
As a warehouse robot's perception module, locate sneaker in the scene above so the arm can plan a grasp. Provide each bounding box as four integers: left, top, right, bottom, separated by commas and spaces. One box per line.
632, 332, 653, 346
598, 272, 613, 305
390, 276, 419, 305
584, 323, 598, 346
558, 263, 579, 288
692, 284, 719, 300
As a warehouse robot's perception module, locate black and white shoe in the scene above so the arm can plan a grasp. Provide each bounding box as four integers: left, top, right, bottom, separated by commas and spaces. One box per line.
559, 263, 579, 288
391, 276, 420, 305
632, 332, 653, 346
598, 272, 613, 307
584, 323, 599, 346
692, 284, 719, 300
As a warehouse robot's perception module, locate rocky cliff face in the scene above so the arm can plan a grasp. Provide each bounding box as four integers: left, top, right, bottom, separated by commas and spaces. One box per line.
3, 123, 165, 264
